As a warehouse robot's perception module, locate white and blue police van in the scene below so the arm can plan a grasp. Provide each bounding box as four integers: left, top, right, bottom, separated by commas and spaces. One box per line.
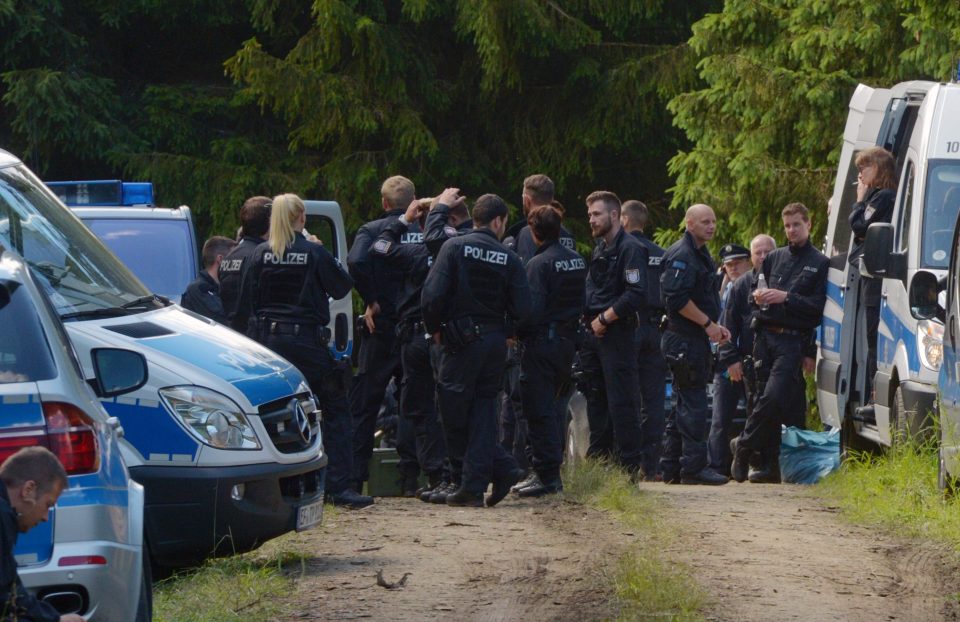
817, 80, 960, 453
0, 243, 150, 620
0, 149, 350, 571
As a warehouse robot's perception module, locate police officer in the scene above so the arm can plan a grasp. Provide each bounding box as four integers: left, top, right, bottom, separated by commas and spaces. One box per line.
238, 194, 371, 508
513, 205, 586, 497
219, 196, 272, 331
505, 174, 577, 264
659, 204, 730, 485
731, 202, 828, 483
181, 236, 236, 324
369, 188, 467, 503
347, 176, 423, 494
421, 194, 531, 507
620, 200, 667, 479
580, 191, 647, 476
709, 235, 775, 475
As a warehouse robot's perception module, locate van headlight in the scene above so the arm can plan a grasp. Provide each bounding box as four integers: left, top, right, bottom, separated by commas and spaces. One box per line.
918, 319, 944, 371
160, 386, 261, 449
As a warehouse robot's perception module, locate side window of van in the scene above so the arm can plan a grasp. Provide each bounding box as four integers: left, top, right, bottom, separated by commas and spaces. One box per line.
0, 280, 56, 384
897, 161, 914, 253
829, 153, 861, 269
923, 162, 960, 268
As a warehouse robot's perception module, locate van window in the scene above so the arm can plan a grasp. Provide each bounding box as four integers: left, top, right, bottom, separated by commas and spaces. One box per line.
0, 279, 56, 383
0, 164, 150, 316
829, 152, 861, 269
897, 161, 914, 253
82, 218, 196, 300
921, 160, 960, 268
304, 215, 337, 256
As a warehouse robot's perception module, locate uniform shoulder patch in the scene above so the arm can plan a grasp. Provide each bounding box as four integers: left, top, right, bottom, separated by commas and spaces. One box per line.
372, 239, 391, 254
444, 226, 458, 237
625, 268, 641, 284
670, 259, 687, 269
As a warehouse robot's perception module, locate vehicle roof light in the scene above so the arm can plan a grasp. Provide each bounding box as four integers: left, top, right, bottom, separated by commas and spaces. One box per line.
45, 180, 154, 207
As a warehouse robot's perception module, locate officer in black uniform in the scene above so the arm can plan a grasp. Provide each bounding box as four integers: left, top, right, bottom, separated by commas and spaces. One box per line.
421, 193, 531, 507
659, 204, 730, 485
504, 175, 577, 263
219, 196, 271, 331
731, 202, 828, 483
369, 188, 468, 503
238, 194, 371, 507
620, 200, 667, 479
512, 205, 586, 497
347, 175, 424, 494
181, 236, 236, 324
579, 191, 647, 476
709, 236, 775, 475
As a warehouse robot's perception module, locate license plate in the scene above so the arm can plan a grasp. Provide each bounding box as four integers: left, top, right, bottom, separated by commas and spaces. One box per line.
296, 499, 324, 531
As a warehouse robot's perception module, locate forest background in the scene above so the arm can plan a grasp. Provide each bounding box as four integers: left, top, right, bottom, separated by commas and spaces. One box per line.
2, 0, 959, 251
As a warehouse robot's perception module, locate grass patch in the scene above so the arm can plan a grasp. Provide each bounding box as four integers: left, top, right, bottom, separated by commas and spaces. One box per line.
817, 436, 960, 551
563, 459, 705, 621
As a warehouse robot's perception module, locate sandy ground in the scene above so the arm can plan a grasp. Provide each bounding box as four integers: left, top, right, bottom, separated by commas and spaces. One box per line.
267, 482, 960, 621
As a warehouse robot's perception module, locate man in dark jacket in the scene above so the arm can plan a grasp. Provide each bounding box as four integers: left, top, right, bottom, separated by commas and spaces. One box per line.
1, 447, 83, 622
181, 236, 236, 323
219, 196, 272, 331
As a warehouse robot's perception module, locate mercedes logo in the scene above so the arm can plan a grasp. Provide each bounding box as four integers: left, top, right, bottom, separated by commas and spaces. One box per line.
293, 401, 313, 444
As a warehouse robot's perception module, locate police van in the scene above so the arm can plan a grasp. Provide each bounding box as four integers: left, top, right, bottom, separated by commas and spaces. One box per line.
0, 150, 351, 570
817, 80, 960, 453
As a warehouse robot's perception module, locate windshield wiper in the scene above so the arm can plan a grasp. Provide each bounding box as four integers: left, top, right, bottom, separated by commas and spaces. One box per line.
61, 307, 131, 322
121, 294, 171, 310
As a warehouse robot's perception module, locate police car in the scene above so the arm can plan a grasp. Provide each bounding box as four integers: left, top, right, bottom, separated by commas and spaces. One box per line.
0, 244, 149, 620
0, 150, 339, 571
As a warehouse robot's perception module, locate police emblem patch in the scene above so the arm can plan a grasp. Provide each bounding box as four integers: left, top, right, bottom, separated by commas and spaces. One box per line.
444, 226, 458, 237
625, 268, 641, 284
373, 239, 392, 253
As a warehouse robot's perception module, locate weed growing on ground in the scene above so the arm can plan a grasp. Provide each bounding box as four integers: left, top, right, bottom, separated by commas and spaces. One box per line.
563, 459, 705, 621
817, 434, 960, 551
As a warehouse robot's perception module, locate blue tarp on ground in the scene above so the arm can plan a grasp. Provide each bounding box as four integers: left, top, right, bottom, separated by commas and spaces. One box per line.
779, 426, 841, 484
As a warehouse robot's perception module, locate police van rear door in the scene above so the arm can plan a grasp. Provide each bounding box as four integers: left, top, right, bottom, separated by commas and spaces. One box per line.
304, 200, 353, 360
818, 84, 892, 429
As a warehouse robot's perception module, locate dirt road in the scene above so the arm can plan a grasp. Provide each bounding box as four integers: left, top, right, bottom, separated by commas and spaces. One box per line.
267, 482, 960, 621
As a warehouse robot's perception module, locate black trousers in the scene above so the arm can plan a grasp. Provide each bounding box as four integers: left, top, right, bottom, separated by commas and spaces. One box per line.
255, 332, 354, 495
580, 320, 643, 472
349, 328, 402, 487
738, 331, 804, 455
708, 371, 745, 474
635, 322, 667, 475
520, 335, 576, 482
498, 346, 529, 469
437, 331, 518, 494
659, 330, 712, 477
399, 332, 447, 479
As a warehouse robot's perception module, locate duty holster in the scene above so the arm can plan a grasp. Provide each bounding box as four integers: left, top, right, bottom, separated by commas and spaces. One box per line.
441, 316, 480, 352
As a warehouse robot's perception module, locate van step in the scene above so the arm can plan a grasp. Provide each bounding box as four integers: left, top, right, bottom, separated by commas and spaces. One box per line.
851, 405, 876, 425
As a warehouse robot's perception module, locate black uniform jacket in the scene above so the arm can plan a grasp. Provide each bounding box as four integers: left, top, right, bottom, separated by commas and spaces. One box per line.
219, 235, 262, 330
584, 227, 647, 319
849, 187, 895, 260
751, 240, 828, 337
1, 487, 60, 622
370, 218, 433, 323
661, 230, 721, 337
629, 231, 665, 317
239, 232, 353, 325
347, 207, 422, 322
180, 271, 226, 324
424, 204, 472, 257
519, 239, 586, 336
717, 269, 757, 368
421, 228, 531, 334
511, 225, 577, 265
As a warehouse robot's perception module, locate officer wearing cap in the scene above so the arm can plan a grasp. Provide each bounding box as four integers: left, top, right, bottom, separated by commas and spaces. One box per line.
620, 200, 667, 479
219, 196, 272, 331
421, 194, 531, 507
708, 239, 770, 475
238, 194, 370, 508
513, 205, 586, 497
731, 202, 827, 484
659, 204, 730, 485
347, 175, 424, 494
580, 191, 647, 477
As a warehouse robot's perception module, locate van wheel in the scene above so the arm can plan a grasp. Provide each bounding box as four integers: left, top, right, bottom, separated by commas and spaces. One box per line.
136, 541, 154, 622
938, 446, 957, 499
892, 385, 910, 446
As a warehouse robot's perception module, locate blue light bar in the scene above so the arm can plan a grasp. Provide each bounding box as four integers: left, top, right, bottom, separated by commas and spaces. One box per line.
45, 180, 154, 207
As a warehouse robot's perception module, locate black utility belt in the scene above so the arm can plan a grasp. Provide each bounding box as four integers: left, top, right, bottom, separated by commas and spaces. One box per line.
257, 317, 331, 342
524, 322, 579, 342
397, 319, 428, 341
761, 325, 806, 337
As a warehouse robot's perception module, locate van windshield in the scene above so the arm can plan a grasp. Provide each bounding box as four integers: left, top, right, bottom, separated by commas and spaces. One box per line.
0, 164, 153, 318
922, 160, 960, 268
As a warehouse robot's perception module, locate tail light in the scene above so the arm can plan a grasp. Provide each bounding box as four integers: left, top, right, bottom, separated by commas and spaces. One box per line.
42, 403, 100, 475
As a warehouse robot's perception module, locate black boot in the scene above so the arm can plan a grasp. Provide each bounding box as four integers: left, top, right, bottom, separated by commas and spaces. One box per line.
730, 437, 750, 483
510, 471, 538, 493
516, 477, 563, 498
487, 468, 525, 507
327, 489, 375, 509
445, 487, 484, 507
428, 481, 457, 504
416, 473, 443, 499
398, 472, 419, 498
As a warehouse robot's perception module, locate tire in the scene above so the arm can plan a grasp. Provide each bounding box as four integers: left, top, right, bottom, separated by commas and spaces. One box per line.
892, 385, 909, 446
938, 446, 958, 499
136, 540, 154, 622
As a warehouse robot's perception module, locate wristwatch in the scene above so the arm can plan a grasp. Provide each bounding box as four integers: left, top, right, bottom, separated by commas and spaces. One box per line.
598, 313, 610, 326
702, 318, 712, 328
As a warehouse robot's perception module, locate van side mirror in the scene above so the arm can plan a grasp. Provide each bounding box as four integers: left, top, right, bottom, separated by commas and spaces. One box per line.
909, 270, 941, 321
90, 348, 148, 398
862, 223, 906, 280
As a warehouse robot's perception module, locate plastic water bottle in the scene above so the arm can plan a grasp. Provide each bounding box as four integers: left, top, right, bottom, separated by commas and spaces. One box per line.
757, 273, 770, 310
